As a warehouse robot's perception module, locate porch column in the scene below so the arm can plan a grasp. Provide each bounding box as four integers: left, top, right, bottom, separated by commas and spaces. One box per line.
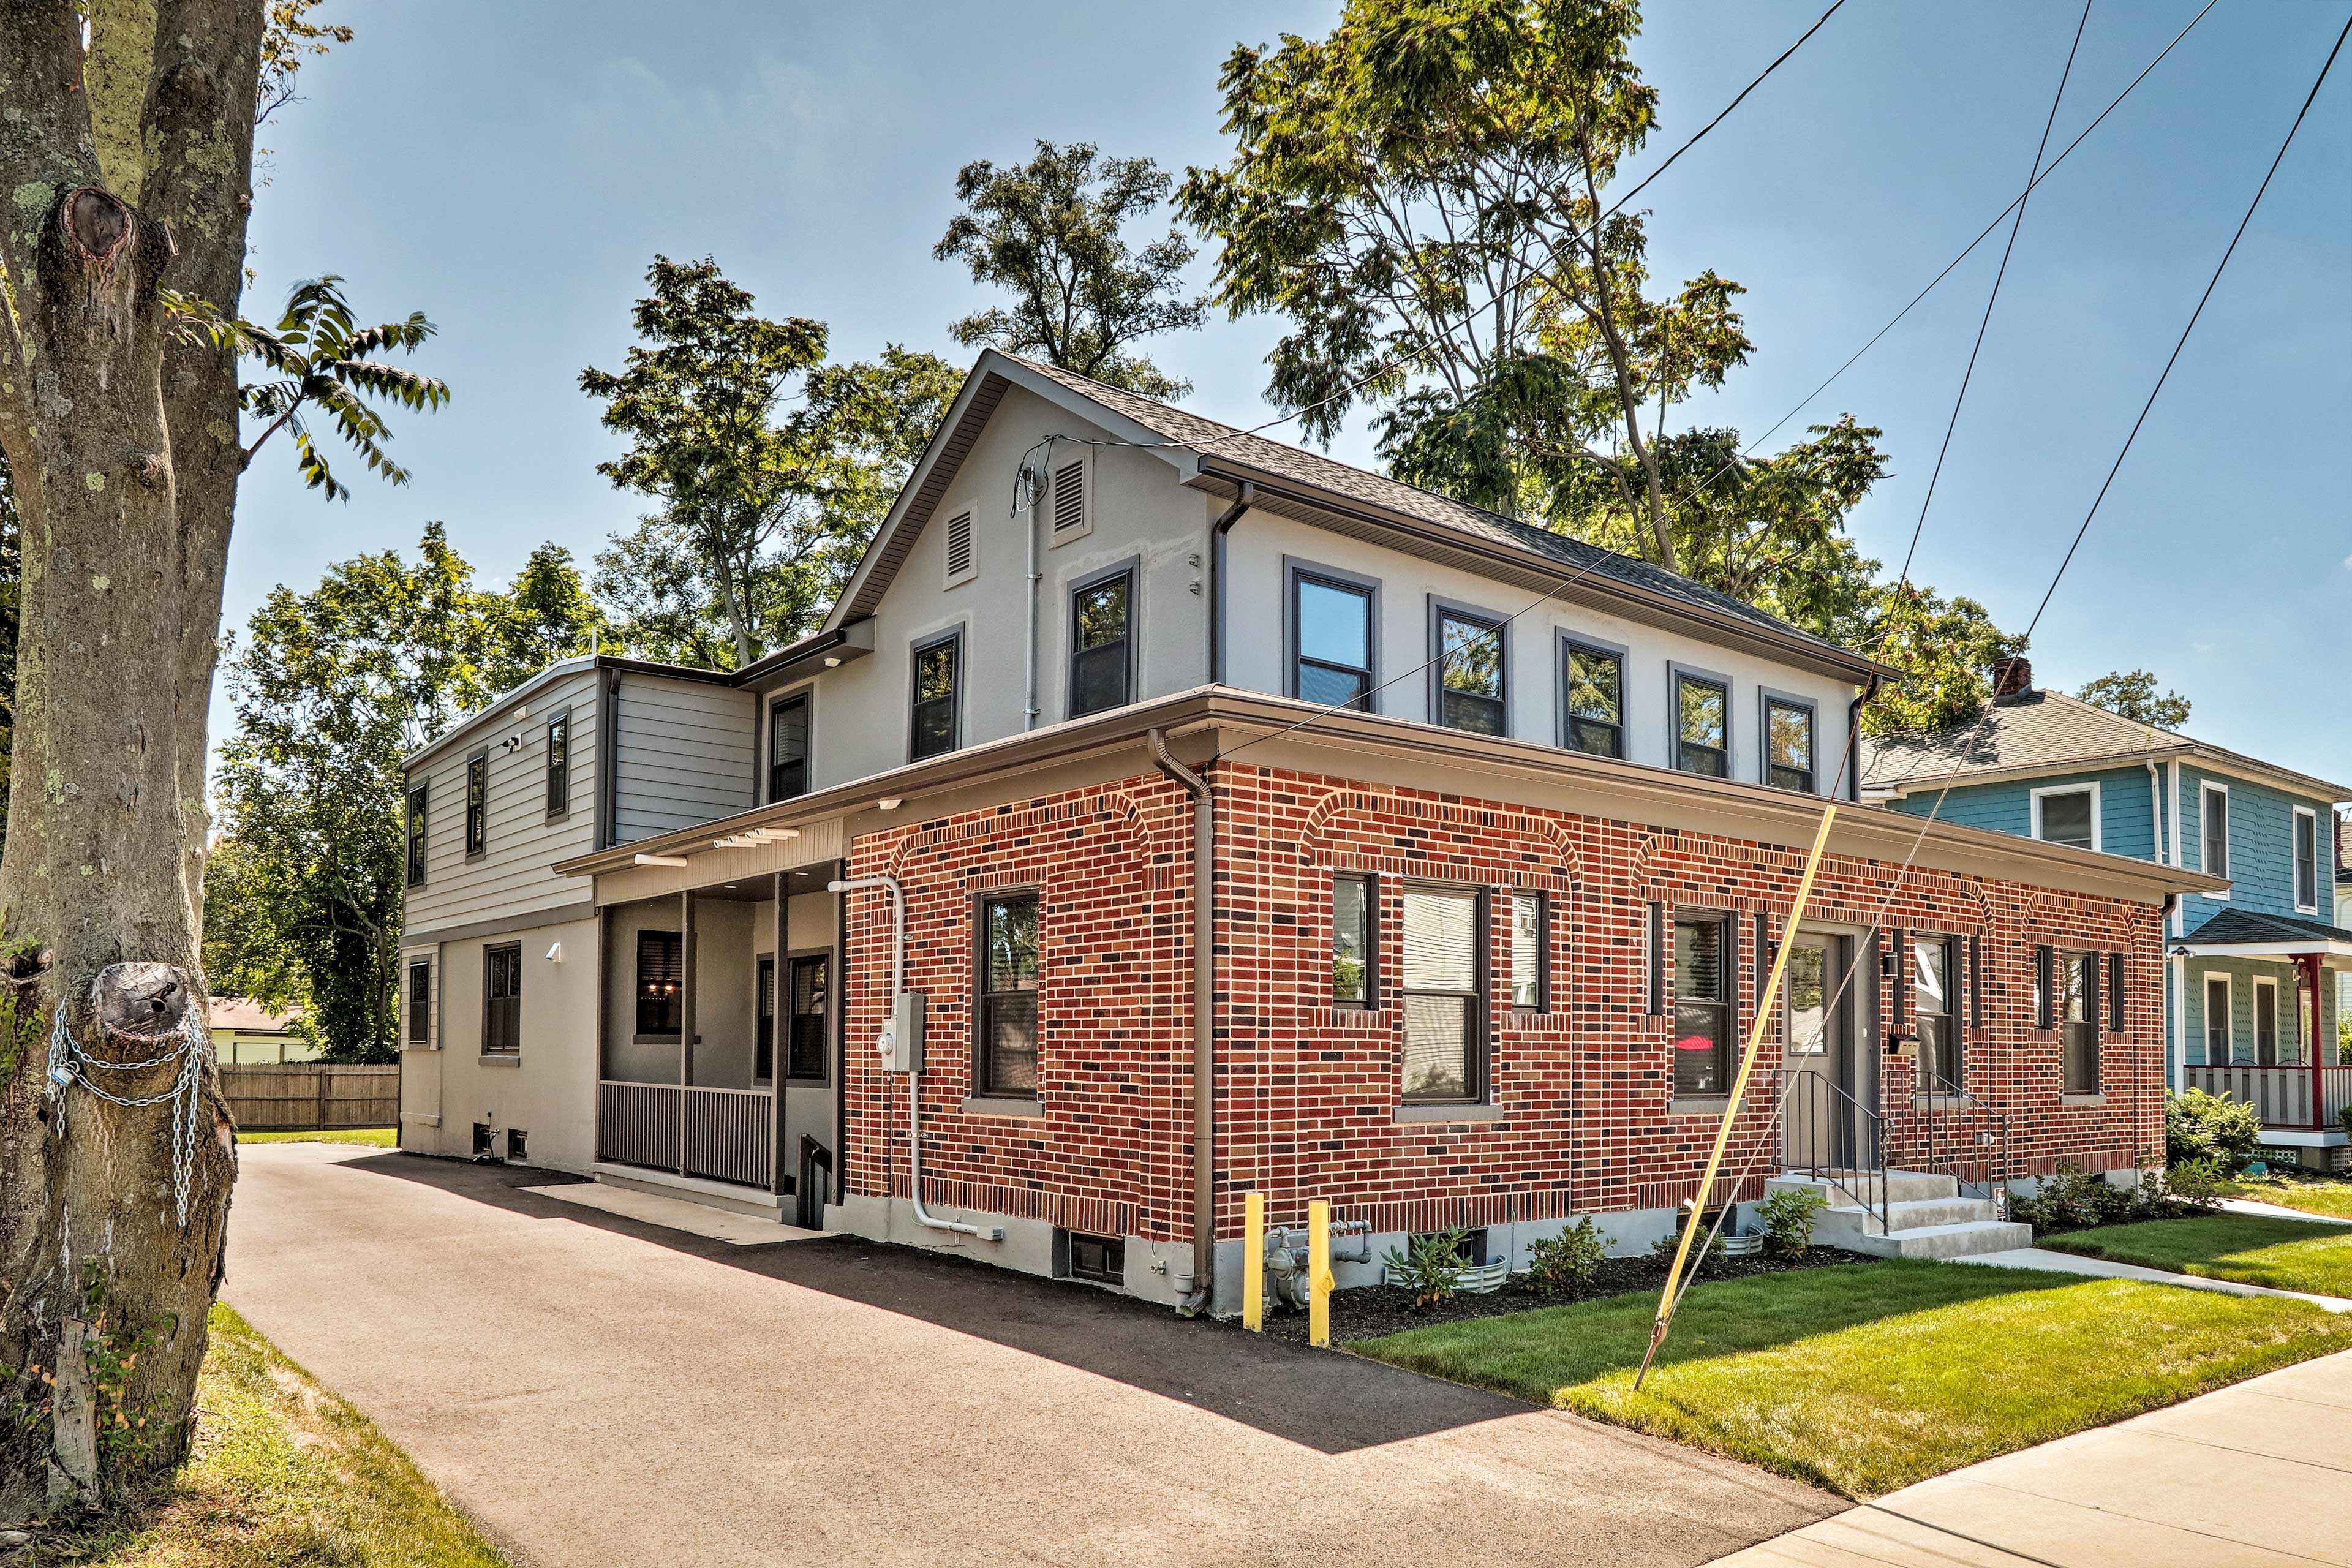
771, 872, 788, 1199
679, 888, 695, 1174
2302, 951, 2326, 1131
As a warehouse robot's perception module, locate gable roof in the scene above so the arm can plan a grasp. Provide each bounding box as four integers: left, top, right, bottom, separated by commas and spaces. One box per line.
827, 351, 1893, 682
1863, 687, 2352, 804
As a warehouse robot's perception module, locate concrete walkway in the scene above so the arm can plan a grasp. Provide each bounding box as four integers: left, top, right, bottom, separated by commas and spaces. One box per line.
1953, 1245, 2352, 1312
222, 1144, 1837, 1568
1714, 1345, 2352, 1565
2222, 1195, 2352, 1225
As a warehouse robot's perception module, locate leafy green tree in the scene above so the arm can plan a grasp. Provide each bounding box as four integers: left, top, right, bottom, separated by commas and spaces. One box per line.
1857, 583, 2026, 737
209, 528, 603, 1060
936, 140, 1207, 398
2076, 669, 2190, 729
257, 0, 352, 127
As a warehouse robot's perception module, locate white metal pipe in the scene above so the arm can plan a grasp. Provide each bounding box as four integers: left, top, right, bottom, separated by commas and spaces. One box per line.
1022, 457, 1042, 730
827, 875, 998, 1240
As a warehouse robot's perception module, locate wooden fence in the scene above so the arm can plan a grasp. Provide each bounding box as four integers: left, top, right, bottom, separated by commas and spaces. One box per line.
221, 1063, 399, 1131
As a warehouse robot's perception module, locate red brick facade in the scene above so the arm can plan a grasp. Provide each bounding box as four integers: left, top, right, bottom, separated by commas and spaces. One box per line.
842, 762, 2167, 1243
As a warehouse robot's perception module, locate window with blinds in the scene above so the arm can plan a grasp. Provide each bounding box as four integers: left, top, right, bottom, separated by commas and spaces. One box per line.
1401, 885, 1482, 1102
1673, 913, 1732, 1094
483, 944, 522, 1055
789, 954, 829, 1080
943, 510, 974, 584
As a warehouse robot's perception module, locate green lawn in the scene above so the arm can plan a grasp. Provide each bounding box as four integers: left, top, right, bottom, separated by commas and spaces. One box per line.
236, 1126, 397, 1147
1352, 1259, 2352, 1498
2040, 1213, 2352, 1299
2223, 1175, 2352, 1221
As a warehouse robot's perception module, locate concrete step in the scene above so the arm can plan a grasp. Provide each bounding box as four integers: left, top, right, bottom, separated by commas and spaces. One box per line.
1812, 1197, 1994, 1245
1840, 1219, 2035, 1260
1767, 1169, 1962, 1214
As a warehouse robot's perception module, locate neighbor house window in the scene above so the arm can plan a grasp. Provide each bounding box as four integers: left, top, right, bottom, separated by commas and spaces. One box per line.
464, 753, 488, 857
1673, 913, 1733, 1094
1400, 884, 1483, 1102
788, 954, 828, 1080
1433, 605, 1505, 736
636, 930, 682, 1037
406, 959, 431, 1045
1560, 641, 1623, 759
2205, 974, 2233, 1065
910, 633, 960, 761
1764, 698, 1814, 792
545, 709, 570, 818
2254, 977, 2282, 1066
2201, 782, 2230, 884
1674, 673, 1728, 778
769, 694, 810, 802
483, 943, 522, 1055
2062, 951, 2097, 1093
2294, 807, 2320, 911
1332, 873, 1374, 1006
1915, 936, 1959, 1091
1510, 890, 1548, 1011
2033, 786, 2097, 851
1069, 569, 1133, 718
1292, 570, 1374, 709
405, 783, 428, 887
977, 893, 1039, 1097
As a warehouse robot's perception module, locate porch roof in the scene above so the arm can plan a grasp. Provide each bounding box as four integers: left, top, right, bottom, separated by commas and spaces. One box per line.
2176, 908, 2352, 965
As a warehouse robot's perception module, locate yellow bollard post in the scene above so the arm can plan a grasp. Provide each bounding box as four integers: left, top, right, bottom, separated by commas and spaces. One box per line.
1243, 1191, 1265, 1332
1308, 1199, 1333, 1348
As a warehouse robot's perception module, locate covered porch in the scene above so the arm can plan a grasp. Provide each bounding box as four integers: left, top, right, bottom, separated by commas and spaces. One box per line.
2176, 910, 2352, 1158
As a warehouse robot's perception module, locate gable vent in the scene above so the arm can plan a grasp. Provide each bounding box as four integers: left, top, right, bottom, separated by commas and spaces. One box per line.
943, 510, 974, 581
1052, 461, 1087, 533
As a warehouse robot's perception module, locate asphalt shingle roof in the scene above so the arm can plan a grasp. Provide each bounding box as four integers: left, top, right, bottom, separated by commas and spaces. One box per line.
1861, 688, 2190, 790
2182, 908, 2352, 947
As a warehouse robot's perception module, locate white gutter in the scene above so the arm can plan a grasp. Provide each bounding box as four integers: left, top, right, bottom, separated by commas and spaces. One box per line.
827, 874, 1000, 1241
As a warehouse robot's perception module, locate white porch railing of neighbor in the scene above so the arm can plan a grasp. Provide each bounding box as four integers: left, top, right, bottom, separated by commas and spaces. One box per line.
2184, 1065, 2352, 1130
597, 1080, 773, 1189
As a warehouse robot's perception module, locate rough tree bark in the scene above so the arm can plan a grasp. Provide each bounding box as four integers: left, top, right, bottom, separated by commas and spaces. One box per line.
0, 0, 263, 1512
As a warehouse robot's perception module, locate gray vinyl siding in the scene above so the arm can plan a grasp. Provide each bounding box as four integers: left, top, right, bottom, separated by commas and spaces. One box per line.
611, 674, 756, 843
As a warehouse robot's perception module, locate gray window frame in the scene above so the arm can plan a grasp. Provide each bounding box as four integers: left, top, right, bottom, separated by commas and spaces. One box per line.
974, 888, 1042, 1100
908, 626, 965, 763
635, 929, 683, 1041
482, 941, 522, 1057
405, 958, 431, 1045
1398, 879, 1488, 1107
1426, 594, 1509, 737
784, 949, 831, 1084
2293, 806, 2319, 911
463, 749, 489, 859
1555, 630, 1627, 761
404, 781, 428, 888
1758, 688, 1818, 794
545, 707, 571, 820
1510, 888, 1550, 1014
767, 687, 814, 804
1283, 556, 1381, 713
1672, 907, 1736, 1095
1668, 663, 1734, 780
1332, 871, 1378, 1008
1066, 556, 1140, 720
1913, 932, 1961, 1091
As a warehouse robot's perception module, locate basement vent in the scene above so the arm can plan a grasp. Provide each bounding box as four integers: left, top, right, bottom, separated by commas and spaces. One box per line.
943, 510, 974, 583
507, 1128, 529, 1162
1052, 460, 1087, 534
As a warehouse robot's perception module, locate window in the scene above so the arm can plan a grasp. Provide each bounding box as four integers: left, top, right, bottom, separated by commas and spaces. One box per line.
1433, 605, 1505, 736
2254, 978, 2282, 1066
942, 510, 975, 586
2061, 951, 2097, 1093
1332, 873, 1374, 1006
636, 930, 682, 1037
2206, 974, 2233, 1065
1674, 673, 1729, 778
769, 694, 810, 802
1510, 890, 1547, 1011
1673, 913, 1734, 1095
406, 959, 431, 1045
755, 957, 777, 1082
1915, 937, 1959, 1091
1400, 884, 1483, 1102
977, 893, 1039, 1097
2033, 786, 2097, 851
404, 783, 428, 887
1763, 698, 1814, 793
2294, 806, 2320, 911
483, 943, 522, 1055
545, 709, 570, 818
910, 633, 960, 761
1068, 569, 1132, 718
788, 954, 828, 1080
1560, 640, 1623, 759
2201, 782, 2230, 884
1064, 1231, 1123, 1284
1291, 568, 1374, 709
464, 753, 488, 857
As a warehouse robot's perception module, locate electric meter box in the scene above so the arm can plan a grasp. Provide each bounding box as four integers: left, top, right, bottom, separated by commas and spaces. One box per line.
887, 991, 926, 1073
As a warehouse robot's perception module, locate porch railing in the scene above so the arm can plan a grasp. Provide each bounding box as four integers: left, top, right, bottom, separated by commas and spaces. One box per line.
597, 1080, 773, 1190
2183, 1065, 2352, 1131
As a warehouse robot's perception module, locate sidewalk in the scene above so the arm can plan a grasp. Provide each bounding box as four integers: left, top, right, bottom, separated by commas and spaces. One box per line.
1714, 1346, 2352, 1566
1952, 1245, 2352, 1312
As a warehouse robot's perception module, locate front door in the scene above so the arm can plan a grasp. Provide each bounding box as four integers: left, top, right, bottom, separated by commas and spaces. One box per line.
1781, 935, 1849, 1169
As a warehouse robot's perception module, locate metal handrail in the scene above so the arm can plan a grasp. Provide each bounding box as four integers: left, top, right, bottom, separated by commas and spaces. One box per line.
1774, 1066, 1891, 1238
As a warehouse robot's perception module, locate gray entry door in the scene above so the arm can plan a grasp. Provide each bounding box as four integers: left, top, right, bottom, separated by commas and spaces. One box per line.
1780, 935, 1849, 1169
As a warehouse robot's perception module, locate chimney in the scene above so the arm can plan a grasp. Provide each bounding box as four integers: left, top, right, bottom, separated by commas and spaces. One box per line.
1991, 656, 2033, 701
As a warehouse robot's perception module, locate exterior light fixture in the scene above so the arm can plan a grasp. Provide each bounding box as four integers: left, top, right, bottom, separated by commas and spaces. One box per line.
878, 798, 903, 812
824, 656, 842, 668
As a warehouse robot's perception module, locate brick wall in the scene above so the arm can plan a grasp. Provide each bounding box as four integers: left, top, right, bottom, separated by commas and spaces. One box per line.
843, 761, 2168, 1242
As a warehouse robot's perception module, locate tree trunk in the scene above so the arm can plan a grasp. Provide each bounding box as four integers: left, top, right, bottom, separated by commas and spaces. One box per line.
0, 0, 263, 1512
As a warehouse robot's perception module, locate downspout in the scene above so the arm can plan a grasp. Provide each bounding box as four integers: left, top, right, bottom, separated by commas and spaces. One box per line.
1023, 453, 1044, 730
1207, 481, 1254, 685
1845, 674, 1882, 802
2150, 761, 2177, 1091
1148, 728, 1216, 1316
826, 873, 1000, 1240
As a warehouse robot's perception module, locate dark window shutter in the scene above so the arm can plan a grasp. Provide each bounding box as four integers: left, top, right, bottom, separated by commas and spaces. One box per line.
1647, 902, 1665, 1016
1890, 928, 1909, 1030
2034, 946, 2054, 1029
2108, 952, 2125, 1032
1754, 911, 1769, 1019
1867, 929, 1883, 1042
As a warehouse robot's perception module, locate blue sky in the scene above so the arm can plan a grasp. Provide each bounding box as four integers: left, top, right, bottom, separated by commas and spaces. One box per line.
236, 1, 2350, 786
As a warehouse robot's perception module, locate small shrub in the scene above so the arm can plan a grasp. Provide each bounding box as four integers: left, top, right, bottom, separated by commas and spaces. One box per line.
2340, 1103, 2352, 1140
1525, 1218, 1605, 1296
1648, 1223, 1726, 1273
1381, 1227, 1469, 1311
2167, 1087, 2263, 1169
2014, 1161, 2132, 1232
1760, 1186, 1828, 1256
2164, 1156, 2229, 1211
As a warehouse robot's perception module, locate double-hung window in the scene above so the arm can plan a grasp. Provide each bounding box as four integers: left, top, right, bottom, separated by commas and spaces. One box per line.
2201, 783, 2230, 884
976, 893, 1040, 1097
1560, 641, 1623, 759
1292, 570, 1374, 710
788, 954, 829, 1080
1069, 569, 1133, 718
406, 959, 431, 1045
404, 783, 428, 887
2062, 951, 2098, 1093
2254, 978, 2284, 1066
1674, 673, 1729, 778
1433, 605, 1505, 736
1915, 936, 1959, 1091
1332, 873, 1375, 1006
1400, 884, 1483, 1103
636, 931, 682, 1038
2294, 807, 2320, 911
483, 943, 522, 1055
545, 710, 570, 818
769, 694, 810, 802
1510, 891, 1548, 1011
2034, 786, 2097, 851
2205, 975, 2234, 1064
464, 753, 488, 857
1764, 698, 1815, 792
1673, 913, 1733, 1094
910, 633, 960, 761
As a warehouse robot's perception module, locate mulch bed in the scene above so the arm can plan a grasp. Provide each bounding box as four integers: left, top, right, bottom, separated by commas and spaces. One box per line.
1243, 1245, 1865, 1344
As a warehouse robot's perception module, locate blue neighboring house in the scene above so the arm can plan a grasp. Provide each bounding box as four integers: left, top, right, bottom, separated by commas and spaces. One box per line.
1865, 659, 2352, 1170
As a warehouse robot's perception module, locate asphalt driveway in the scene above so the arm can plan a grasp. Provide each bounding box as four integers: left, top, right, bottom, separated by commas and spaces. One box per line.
223, 1144, 1839, 1567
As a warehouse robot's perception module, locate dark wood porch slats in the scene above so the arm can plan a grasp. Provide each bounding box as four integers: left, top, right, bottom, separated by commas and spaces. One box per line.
597, 1080, 773, 1190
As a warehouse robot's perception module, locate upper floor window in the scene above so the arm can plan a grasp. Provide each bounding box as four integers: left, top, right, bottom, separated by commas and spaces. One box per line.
1673, 911, 1733, 1094
483, 943, 522, 1056
1069, 569, 1133, 718
769, 694, 810, 802
910, 632, 961, 762
404, 783, 428, 887
2033, 785, 2097, 852
2201, 782, 2230, 884
1400, 884, 1483, 1103
1561, 641, 1623, 760
464, 753, 488, 857
2294, 806, 2319, 911
1674, 673, 1728, 778
977, 892, 1041, 1098
545, 709, 570, 819
1332, 873, 1374, 1006
1764, 698, 1814, 793
1292, 570, 1373, 710
1433, 605, 1506, 736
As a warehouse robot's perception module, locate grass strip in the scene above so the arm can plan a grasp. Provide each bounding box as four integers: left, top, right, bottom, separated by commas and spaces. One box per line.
2040, 1213, 2352, 1300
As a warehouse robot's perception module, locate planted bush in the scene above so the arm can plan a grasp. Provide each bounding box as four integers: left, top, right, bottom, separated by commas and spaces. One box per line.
2167, 1087, 2263, 1169
1381, 1227, 1470, 1311
1760, 1186, 1829, 1257
1525, 1218, 1605, 1296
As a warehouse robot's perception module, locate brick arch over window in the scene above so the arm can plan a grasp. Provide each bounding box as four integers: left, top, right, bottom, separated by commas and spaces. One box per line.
881, 785, 1167, 891
1298, 786, 1584, 890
